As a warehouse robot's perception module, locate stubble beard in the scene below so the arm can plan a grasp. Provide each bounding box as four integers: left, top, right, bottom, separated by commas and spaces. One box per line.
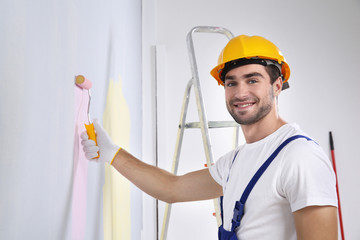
227, 89, 275, 126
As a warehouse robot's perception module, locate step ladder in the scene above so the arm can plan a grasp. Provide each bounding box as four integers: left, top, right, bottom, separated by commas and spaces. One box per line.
159, 26, 240, 240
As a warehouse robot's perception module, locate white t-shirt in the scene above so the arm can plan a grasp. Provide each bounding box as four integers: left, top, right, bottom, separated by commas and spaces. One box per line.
209, 123, 338, 239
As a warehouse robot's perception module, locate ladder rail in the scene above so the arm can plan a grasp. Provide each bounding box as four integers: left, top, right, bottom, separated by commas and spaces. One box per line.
186, 26, 234, 168
160, 78, 194, 240
171, 79, 194, 174
187, 26, 235, 228
160, 26, 235, 240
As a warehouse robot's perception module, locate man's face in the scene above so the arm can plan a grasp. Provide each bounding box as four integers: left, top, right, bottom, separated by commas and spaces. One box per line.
224, 64, 276, 125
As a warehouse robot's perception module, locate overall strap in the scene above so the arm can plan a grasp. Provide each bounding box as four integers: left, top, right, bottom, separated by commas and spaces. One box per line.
230, 135, 312, 231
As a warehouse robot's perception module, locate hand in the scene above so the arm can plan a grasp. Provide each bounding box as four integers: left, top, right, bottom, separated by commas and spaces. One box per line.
80, 119, 121, 164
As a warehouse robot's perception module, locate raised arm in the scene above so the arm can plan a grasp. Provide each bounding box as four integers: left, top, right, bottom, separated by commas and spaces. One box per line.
81, 119, 223, 203
112, 149, 222, 203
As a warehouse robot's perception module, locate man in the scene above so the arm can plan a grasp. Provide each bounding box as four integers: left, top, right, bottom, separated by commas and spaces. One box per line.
81, 35, 338, 239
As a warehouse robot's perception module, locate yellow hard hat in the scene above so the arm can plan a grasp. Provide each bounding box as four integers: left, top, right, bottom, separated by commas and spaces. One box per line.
210, 35, 290, 86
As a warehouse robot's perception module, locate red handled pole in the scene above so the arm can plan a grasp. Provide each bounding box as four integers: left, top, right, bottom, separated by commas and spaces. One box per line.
329, 131, 345, 240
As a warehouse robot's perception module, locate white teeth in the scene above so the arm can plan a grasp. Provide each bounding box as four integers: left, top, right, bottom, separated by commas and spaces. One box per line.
239, 103, 251, 107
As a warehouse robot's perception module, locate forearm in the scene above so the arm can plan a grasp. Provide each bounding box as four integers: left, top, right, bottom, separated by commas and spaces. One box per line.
111, 148, 222, 203
111, 148, 180, 203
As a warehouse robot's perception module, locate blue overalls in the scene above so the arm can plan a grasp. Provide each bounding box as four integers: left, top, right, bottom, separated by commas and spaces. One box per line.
218, 135, 313, 240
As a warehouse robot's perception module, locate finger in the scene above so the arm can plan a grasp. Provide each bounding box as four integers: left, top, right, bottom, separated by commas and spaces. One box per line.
81, 139, 96, 147
85, 152, 99, 160
83, 145, 100, 153
80, 131, 89, 140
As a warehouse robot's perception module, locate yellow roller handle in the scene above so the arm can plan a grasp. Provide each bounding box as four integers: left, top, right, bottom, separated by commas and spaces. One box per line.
85, 123, 99, 158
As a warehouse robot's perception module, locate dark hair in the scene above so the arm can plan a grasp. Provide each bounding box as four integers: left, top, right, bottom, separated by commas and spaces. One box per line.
221, 58, 289, 90
265, 64, 282, 84
221, 58, 282, 84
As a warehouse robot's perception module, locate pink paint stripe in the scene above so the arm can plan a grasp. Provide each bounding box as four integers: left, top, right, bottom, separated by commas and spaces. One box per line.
71, 86, 90, 240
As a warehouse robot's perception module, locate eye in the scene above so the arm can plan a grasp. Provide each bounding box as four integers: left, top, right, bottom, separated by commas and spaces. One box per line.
225, 81, 236, 87
248, 79, 258, 84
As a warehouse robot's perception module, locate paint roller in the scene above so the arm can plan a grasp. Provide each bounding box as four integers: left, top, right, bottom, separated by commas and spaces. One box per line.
75, 75, 99, 158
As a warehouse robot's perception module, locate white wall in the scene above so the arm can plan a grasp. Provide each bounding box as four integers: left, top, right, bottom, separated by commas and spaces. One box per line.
148, 0, 360, 239
0, 1, 142, 239
141, 0, 158, 239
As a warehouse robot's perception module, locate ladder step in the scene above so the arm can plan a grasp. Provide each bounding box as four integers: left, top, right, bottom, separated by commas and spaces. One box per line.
184, 121, 239, 129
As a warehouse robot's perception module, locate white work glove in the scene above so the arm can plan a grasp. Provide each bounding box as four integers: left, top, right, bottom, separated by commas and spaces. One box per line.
80, 119, 121, 164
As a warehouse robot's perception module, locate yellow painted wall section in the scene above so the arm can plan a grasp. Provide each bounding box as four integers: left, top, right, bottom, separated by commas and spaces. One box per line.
102, 77, 131, 240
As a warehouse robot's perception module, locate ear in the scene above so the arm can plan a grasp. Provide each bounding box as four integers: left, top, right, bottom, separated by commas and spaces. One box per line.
273, 77, 283, 96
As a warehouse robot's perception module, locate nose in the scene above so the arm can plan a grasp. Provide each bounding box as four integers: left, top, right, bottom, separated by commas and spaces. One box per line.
233, 82, 250, 99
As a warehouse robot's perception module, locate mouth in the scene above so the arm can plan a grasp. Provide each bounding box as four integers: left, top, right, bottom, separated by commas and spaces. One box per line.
233, 101, 256, 110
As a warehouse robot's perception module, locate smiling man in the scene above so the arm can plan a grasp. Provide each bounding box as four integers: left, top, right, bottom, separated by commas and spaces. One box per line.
225, 66, 278, 124
223, 63, 286, 142
81, 35, 338, 240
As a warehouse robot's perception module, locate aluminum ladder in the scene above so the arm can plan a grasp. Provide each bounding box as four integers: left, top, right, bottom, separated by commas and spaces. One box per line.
160, 26, 239, 240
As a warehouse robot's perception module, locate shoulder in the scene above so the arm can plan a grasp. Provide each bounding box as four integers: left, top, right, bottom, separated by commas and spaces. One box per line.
282, 136, 329, 166
277, 135, 331, 185
277, 135, 337, 211
277, 132, 334, 184
269, 123, 329, 166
